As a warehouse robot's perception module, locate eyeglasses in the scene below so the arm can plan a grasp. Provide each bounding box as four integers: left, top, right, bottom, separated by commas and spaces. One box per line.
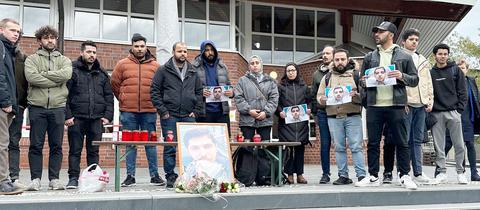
286, 69, 297, 73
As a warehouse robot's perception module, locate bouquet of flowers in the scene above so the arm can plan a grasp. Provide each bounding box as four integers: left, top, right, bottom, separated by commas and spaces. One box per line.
175, 174, 219, 195
219, 182, 240, 193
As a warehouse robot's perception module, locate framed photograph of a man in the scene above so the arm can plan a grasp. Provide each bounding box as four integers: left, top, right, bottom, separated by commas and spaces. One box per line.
326, 85, 352, 105
177, 123, 234, 183
283, 104, 309, 124
365, 64, 397, 87
205, 85, 232, 103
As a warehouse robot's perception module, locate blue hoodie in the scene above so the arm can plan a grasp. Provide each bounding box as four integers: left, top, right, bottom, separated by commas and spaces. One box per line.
200, 40, 221, 113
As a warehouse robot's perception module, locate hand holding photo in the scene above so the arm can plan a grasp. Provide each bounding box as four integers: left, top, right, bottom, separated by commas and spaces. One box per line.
283, 104, 309, 124
205, 85, 232, 103
365, 65, 397, 87
325, 85, 352, 105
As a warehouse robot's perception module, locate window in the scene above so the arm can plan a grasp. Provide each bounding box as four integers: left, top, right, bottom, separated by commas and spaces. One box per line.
74, 0, 155, 42
0, 1, 51, 35
251, 4, 336, 64
178, 0, 231, 49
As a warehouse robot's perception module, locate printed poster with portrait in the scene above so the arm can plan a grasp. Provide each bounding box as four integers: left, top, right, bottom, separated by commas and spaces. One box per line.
205, 85, 232, 103
365, 64, 397, 87
283, 104, 309, 124
177, 123, 234, 183
326, 85, 352, 105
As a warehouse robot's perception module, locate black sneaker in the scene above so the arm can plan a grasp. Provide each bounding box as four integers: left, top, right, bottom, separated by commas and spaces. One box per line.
383, 172, 393, 184
166, 174, 178, 188
319, 174, 330, 184
66, 178, 78, 189
471, 173, 480, 181
150, 175, 166, 186
358, 176, 365, 182
121, 175, 136, 187
434, 166, 440, 178
333, 177, 353, 185
0, 181, 23, 195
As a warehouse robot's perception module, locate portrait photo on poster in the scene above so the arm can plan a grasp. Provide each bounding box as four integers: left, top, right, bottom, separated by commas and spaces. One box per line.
205, 85, 232, 103
177, 123, 234, 183
283, 104, 309, 124
326, 85, 352, 105
365, 64, 397, 87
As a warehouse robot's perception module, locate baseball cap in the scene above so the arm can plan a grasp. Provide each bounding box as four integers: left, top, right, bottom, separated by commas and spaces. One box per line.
372, 21, 397, 34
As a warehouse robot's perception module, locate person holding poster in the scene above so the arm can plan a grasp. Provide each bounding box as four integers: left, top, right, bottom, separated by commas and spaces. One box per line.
317, 48, 365, 185
277, 62, 311, 184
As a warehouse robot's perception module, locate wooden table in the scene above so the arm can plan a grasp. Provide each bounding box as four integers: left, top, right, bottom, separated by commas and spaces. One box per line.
93, 141, 301, 191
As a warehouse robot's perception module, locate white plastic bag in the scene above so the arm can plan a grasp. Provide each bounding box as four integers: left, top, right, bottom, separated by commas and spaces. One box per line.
78, 164, 110, 192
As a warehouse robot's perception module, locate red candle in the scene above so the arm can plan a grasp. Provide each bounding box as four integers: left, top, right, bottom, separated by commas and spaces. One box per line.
166, 130, 174, 142
140, 130, 149, 141
150, 131, 157, 141
253, 134, 261, 142
122, 130, 131, 141
132, 130, 141, 141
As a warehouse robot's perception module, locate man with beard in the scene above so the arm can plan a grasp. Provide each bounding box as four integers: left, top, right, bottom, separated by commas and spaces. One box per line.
25, 25, 72, 191
151, 42, 203, 188
0, 18, 23, 195
317, 48, 366, 185
111, 33, 165, 187
64, 41, 114, 189
311, 45, 334, 184
192, 41, 233, 133
429, 44, 467, 184
355, 21, 419, 190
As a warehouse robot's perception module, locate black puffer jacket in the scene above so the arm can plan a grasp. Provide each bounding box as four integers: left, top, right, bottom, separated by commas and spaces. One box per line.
151, 57, 203, 118
276, 76, 311, 144
0, 35, 18, 115
66, 57, 114, 121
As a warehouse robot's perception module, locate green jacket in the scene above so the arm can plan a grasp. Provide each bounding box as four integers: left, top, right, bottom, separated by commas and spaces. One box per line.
24, 48, 72, 109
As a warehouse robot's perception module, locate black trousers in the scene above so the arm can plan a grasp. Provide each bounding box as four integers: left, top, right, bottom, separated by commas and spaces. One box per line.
8, 107, 24, 180
284, 145, 305, 175
240, 126, 272, 141
68, 118, 102, 179
197, 112, 231, 136
366, 107, 410, 177
28, 106, 65, 180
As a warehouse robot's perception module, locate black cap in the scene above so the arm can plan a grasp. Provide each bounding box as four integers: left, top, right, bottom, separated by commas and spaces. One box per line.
372, 21, 397, 34
131, 33, 146, 43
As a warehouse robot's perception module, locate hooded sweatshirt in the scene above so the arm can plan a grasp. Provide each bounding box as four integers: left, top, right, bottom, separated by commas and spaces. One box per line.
430, 61, 466, 112
200, 40, 221, 113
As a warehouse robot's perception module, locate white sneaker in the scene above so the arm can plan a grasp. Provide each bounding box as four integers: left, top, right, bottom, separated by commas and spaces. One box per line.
435, 173, 448, 184
400, 175, 418, 190
354, 175, 380, 187
27, 178, 41, 191
413, 173, 433, 184
12, 180, 27, 189
49, 179, 65, 190
457, 173, 469, 185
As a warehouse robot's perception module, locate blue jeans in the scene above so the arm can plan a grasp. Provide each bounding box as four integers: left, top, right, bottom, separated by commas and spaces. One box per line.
161, 116, 195, 178
317, 112, 331, 176
328, 116, 366, 178
406, 106, 426, 176
121, 112, 158, 177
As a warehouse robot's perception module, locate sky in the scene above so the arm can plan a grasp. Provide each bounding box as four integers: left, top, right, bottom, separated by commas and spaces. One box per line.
448, 0, 480, 43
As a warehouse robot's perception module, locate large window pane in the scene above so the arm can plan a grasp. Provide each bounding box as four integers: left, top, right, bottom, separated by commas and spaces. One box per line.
252, 35, 271, 64
0, 4, 20, 22
252, 5, 271, 33
210, 0, 229, 22
296, 9, 314, 37
185, 0, 206, 20
316, 39, 336, 53
185, 22, 205, 47
75, 0, 100, 9
296, 38, 315, 62
132, 0, 154, 15
209, 24, 229, 49
177, 0, 182, 17
103, 14, 127, 41
273, 37, 293, 64
104, 0, 127, 12
131, 17, 154, 43
25, 0, 49, 3
317, 11, 335, 38
23, 7, 49, 35
74, 11, 99, 38
274, 7, 293, 35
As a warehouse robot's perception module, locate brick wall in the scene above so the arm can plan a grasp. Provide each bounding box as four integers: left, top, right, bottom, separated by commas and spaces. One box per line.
17, 37, 371, 170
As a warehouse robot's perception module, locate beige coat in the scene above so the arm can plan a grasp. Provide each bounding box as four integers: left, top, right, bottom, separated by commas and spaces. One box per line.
406, 52, 434, 107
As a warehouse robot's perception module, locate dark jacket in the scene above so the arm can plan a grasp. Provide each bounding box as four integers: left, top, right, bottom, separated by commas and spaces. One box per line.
192, 40, 231, 116
430, 61, 466, 113
14, 48, 28, 109
463, 76, 480, 135
311, 63, 330, 113
0, 35, 18, 115
66, 57, 114, 121
151, 57, 203, 118
277, 76, 311, 144
360, 45, 419, 107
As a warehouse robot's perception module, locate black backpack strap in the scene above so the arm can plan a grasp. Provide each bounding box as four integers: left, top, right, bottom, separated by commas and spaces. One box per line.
353, 70, 360, 88
324, 71, 332, 87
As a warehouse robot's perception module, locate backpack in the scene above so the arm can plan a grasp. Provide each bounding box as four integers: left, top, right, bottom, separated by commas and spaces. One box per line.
232, 147, 258, 187
324, 69, 360, 88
